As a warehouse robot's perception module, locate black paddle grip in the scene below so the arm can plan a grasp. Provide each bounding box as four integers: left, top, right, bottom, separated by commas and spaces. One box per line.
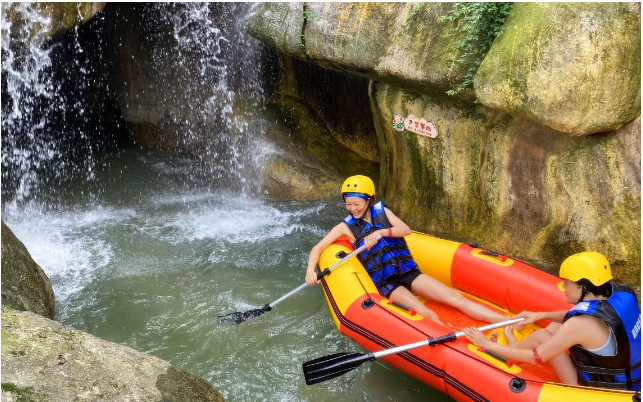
428, 332, 457, 346
317, 268, 331, 280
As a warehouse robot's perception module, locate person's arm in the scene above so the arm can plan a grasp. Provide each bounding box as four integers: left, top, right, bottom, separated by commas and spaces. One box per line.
305, 223, 352, 286
362, 207, 412, 247
513, 310, 569, 326
462, 317, 585, 365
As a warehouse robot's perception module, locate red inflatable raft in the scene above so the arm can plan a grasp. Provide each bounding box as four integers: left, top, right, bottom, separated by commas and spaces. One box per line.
315, 232, 639, 402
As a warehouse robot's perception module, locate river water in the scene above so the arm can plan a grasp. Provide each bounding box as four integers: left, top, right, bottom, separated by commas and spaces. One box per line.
2, 148, 452, 402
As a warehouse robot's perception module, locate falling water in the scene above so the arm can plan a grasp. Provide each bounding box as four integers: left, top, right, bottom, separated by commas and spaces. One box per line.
1, 3, 124, 207
0, 4, 452, 401
117, 2, 272, 193
1, 3, 64, 203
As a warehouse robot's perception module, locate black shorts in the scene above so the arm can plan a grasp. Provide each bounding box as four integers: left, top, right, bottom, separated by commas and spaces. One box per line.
377, 268, 422, 298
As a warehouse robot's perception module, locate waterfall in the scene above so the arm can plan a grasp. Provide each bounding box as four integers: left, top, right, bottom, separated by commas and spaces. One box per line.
1, 3, 63, 204
1, 2, 272, 208
1, 3, 124, 207
111, 2, 271, 193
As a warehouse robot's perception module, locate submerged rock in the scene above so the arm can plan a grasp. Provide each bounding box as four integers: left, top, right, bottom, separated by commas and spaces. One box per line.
1, 306, 225, 402
1, 221, 56, 319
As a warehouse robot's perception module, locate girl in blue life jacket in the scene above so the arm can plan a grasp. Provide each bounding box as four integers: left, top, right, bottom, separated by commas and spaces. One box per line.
305, 175, 508, 326
463, 252, 641, 390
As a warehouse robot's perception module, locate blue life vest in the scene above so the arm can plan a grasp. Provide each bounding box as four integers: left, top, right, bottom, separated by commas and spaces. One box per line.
563, 283, 641, 391
343, 201, 417, 286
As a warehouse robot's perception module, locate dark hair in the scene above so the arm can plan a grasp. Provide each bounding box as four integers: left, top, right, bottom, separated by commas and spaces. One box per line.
577, 278, 613, 298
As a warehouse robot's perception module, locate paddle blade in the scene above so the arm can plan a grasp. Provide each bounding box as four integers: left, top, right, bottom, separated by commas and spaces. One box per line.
302, 352, 374, 385
218, 305, 271, 324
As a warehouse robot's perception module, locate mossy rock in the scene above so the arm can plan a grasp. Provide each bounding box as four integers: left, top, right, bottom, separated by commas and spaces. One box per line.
1, 221, 56, 319
248, 2, 477, 102
475, 3, 641, 135
371, 82, 640, 290
1, 307, 225, 402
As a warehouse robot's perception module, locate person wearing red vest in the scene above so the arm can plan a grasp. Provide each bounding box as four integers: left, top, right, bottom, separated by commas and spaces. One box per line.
305, 175, 507, 325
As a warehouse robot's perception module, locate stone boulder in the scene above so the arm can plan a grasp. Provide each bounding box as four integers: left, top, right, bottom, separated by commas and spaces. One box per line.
247, 3, 476, 102
2, 2, 105, 41
1, 221, 56, 319
475, 2, 641, 135
1, 306, 225, 402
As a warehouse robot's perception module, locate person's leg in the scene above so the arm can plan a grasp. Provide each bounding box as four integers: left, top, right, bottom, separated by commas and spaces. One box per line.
389, 286, 444, 325
506, 322, 577, 384
410, 274, 507, 323
506, 322, 561, 349
550, 352, 579, 385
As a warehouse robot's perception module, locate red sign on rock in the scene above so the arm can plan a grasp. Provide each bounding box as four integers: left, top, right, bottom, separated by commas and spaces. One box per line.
403, 114, 438, 138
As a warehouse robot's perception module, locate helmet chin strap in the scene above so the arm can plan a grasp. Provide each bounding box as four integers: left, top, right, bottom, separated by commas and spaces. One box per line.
354, 198, 373, 226
577, 286, 589, 304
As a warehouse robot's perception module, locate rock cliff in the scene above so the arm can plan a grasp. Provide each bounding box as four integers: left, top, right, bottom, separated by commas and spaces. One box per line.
248, 2, 641, 286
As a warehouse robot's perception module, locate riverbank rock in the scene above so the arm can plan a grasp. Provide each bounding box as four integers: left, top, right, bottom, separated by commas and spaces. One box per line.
1, 306, 225, 402
1, 221, 56, 319
371, 82, 640, 288
2, 2, 105, 41
475, 2, 641, 135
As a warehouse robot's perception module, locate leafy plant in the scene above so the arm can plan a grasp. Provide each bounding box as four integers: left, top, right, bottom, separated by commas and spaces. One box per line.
407, 2, 426, 21
438, 2, 513, 96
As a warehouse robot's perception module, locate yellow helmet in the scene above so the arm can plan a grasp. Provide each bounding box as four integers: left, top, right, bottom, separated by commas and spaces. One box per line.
559, 251, 613, 286
341, 175, 375, 199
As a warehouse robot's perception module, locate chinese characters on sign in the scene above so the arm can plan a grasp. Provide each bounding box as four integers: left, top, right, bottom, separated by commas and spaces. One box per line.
392, 113, 438, 139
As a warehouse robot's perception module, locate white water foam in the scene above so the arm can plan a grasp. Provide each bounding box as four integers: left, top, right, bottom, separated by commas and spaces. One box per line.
3, 204, 135, 302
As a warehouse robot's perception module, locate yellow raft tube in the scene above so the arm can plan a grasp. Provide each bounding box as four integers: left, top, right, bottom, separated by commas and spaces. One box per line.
317, 232, 640, 402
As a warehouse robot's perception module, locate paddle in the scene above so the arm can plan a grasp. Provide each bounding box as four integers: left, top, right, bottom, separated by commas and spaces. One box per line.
219, 241, 372, 324
302, 317, 525, 385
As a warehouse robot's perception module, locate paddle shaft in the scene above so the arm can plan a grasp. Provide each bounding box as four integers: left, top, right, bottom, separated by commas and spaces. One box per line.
268, 242, 370, 308
372, 317, 525, 360
303, 317, 525, 384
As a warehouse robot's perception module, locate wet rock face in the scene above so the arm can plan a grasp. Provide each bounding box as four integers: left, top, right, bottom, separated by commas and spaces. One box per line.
1, 221, 56, 319
371, 82, 640, 288
248, 2, 640, 288
475, 2, 641, 136
247, 3, 476, 101
1, 307, 225, 402
2, 2, 106, 40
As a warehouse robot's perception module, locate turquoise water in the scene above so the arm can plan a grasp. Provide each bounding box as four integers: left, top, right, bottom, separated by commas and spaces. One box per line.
2, 148, 453, 402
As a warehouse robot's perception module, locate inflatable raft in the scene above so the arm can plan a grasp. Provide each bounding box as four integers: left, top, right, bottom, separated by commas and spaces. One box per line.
317, 232, 640, 402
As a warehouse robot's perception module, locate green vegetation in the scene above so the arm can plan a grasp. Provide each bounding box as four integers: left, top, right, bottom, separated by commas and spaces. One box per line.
438, 2, 513, 96
1, 383, 44, 402
406, 2, 426, 21
299, 2, 320, 52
